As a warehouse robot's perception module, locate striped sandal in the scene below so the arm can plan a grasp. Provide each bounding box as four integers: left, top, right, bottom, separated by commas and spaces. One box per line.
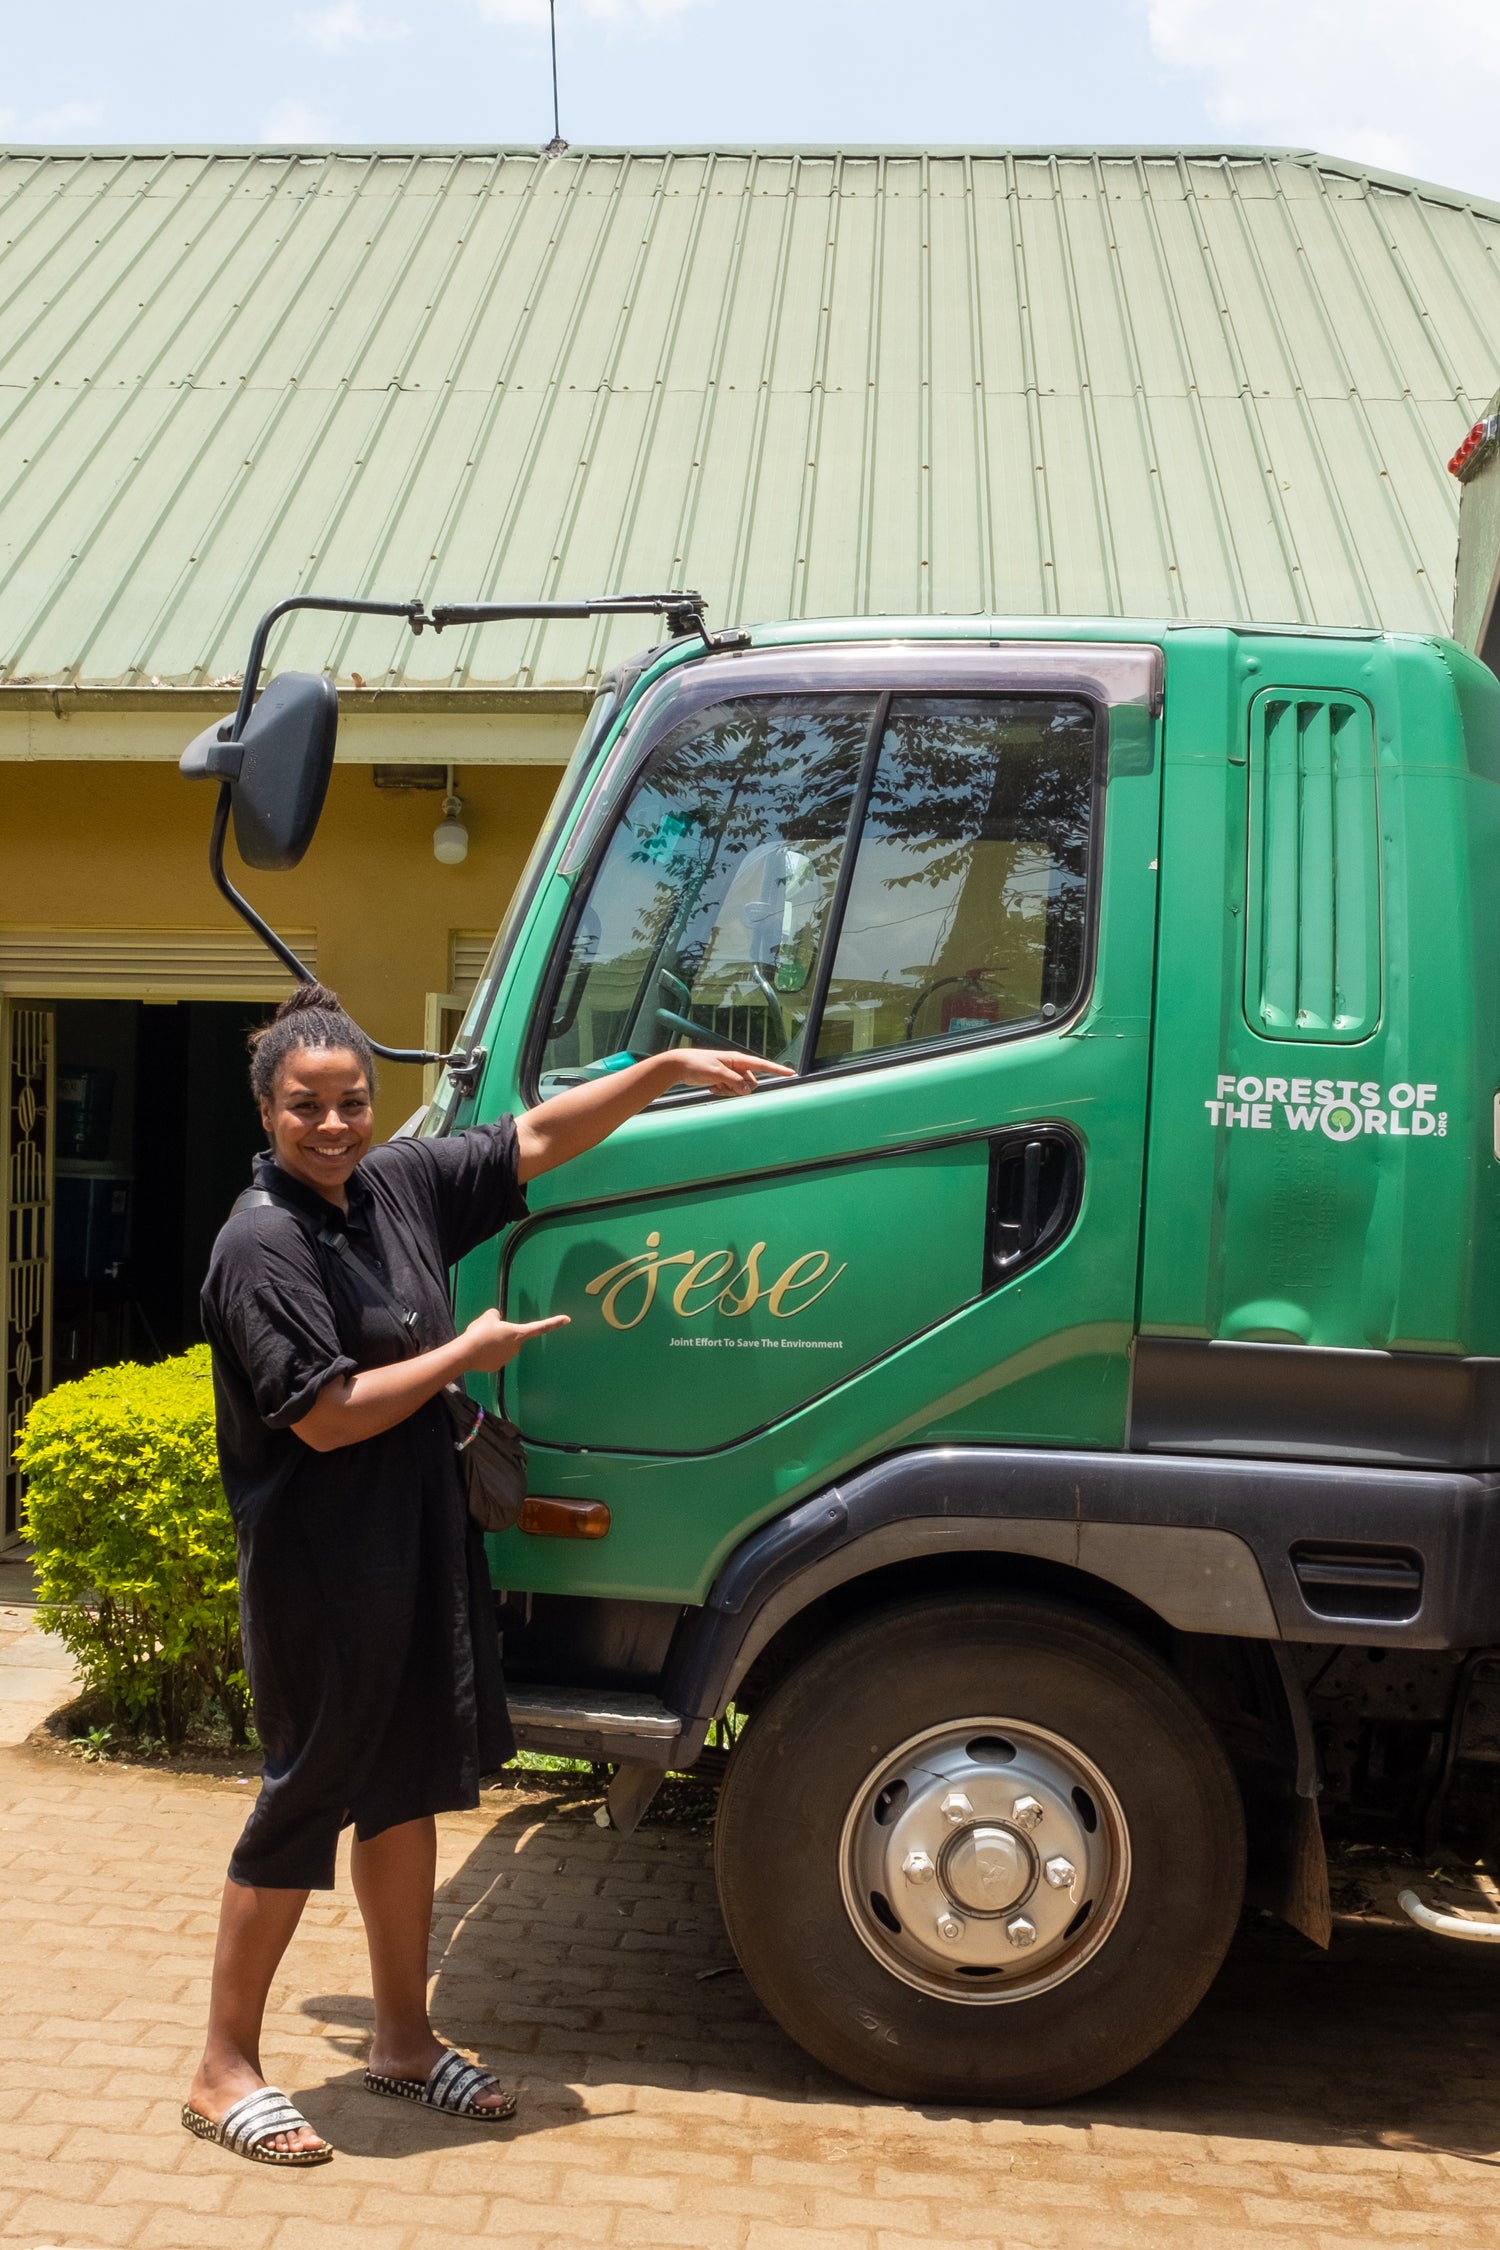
364, 2047, 517, 2122
181, 2085, 333, 2165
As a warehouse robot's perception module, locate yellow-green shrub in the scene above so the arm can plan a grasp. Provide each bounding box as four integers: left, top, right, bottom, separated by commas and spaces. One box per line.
17, 1346, 247, 1746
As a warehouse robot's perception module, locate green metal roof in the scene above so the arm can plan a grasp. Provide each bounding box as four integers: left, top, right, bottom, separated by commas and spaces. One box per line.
1, 144, 1497, 694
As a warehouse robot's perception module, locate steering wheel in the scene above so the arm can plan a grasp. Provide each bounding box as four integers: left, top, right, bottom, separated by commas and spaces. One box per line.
652, 1001, 768, 1059
656, 966, 800, 1060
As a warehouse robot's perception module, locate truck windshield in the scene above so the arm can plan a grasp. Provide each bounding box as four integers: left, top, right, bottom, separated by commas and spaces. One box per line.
536, 689, 1096, 1096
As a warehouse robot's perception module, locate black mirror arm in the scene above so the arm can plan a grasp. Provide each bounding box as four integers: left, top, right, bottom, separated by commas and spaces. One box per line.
208, 784, 488, 1094
201, 584, 736, 1098
209, 783, 316, 985
231, 595, 426, 739
228, 591, 735, 739
426, 592, 750, 651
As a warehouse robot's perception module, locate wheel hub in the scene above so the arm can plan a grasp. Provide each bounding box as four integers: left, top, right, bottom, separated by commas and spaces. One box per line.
839, 1718, 1130, 2004
939, 1822, 1035, 1915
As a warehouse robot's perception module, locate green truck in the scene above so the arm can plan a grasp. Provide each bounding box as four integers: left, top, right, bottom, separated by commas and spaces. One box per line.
183, 569, 1500, 2107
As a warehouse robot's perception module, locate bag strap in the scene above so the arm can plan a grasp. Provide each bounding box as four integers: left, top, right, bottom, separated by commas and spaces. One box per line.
232, 1184, 424, 1356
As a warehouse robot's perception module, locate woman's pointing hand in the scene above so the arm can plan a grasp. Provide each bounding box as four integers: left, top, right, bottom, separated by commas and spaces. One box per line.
458, 1308, 571, 1374
656, 1047, 797, 1098
294, 1312, 568, 1452
516, 1046, 795, 1181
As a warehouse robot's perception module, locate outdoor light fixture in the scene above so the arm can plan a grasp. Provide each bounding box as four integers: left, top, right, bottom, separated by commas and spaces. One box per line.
433, 768, 468, 864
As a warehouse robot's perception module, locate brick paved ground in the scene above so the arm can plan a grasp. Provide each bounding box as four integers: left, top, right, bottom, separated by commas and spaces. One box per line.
0, 1617, 78, 1753
0, 1550, 79, 1751
3, 1737, 1500, 2250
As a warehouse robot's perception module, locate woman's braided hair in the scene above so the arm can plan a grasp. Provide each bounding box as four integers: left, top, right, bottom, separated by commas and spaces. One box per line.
248, 982, 376, 1107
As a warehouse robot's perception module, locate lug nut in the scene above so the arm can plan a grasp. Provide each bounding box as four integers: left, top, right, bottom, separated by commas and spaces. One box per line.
1005, 1915, 1038, 1948
1044, 1855, 1077, 1889
936, 1912, 965, 1943
902, 1850, 936, 1885
940, 1790, 974, 1826
1010, 1794, 1044, 1830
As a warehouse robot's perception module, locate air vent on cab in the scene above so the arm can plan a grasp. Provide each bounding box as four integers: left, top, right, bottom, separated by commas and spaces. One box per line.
1290, 1541, 1422, 1624
1244, 688, 1380, 1044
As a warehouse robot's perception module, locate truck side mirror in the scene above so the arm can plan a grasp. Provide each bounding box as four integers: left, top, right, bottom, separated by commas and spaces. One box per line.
179, 670, 338, 870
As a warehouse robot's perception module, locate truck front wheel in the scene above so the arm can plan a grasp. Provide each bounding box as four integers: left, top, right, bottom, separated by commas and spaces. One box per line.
714, 1594, 1244, 2104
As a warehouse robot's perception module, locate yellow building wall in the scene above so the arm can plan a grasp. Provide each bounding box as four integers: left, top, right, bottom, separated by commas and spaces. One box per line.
0, 760, 559, 1133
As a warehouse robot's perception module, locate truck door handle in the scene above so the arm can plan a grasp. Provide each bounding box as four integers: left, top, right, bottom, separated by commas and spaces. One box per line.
1018, 1138, 1043, 1252
984, 1127, 1083, 1289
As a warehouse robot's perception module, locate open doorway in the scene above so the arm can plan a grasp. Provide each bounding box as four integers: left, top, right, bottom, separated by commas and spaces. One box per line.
52, 1000, 269, 1381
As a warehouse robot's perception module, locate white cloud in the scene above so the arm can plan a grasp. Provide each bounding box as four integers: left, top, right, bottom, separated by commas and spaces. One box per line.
1143, 0, 1500, 199
296, 1, 411, 54
260, 96, 340, 142
0, 98, 106, 140
471, 0, 709, 32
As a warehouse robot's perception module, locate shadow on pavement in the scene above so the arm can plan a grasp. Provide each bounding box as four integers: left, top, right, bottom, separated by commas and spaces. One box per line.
1110, 1905, 1500, 2165
290, 2031, 592, 2158
317, 1784, 1500, 2167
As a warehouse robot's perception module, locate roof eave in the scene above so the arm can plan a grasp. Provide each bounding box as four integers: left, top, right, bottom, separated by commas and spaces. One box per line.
0, 683, 596, 716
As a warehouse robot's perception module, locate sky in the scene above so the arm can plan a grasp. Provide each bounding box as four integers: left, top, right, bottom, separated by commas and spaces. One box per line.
3, 0, 1499, 204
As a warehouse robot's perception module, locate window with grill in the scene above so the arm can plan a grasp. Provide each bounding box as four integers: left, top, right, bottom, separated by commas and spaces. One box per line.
1244, 689, 1380, 1043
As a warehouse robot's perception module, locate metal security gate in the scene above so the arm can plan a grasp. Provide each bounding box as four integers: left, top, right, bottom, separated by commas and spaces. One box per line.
2, 1002, 53, 1544
0, 929, 312, 1542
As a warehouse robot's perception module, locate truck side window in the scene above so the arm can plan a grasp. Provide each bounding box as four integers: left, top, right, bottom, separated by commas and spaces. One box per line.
536, 695, 875, 1093
811, 695, 1095, 1067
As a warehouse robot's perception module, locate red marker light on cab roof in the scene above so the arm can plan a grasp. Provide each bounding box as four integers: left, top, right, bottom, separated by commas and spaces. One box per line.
1449, 416, 1500, 478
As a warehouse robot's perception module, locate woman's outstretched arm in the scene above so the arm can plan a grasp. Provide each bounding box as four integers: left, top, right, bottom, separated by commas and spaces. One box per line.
292, 1309, 567, 1452
514, 1048, 793, 1183
299, 1048, 788, 1446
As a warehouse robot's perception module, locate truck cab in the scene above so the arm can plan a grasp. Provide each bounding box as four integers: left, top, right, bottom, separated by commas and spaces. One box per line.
186, 605, 1500, 2105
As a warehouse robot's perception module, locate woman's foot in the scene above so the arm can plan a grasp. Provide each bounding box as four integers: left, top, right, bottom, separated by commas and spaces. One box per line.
186, 2057, 329, 2157
366, 2034, 514, 2116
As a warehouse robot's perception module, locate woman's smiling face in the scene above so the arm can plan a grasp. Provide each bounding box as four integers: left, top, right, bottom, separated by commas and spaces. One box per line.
260, 1044, 374, 1203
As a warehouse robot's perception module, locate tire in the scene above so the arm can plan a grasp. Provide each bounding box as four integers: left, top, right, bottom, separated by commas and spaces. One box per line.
714, 1593, 1245, 2104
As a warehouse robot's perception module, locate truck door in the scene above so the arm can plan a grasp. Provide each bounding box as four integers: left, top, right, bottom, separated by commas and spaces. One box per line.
469, 641, 1163, 1605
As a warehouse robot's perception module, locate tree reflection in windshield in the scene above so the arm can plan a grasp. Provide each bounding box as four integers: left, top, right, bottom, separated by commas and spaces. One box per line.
814, 697, 1094, 1064
537, 689, 1097, 1095
538, 696, 873, 1088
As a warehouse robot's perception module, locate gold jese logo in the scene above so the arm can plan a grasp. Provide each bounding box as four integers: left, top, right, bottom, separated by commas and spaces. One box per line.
585, 1231, 847, 1332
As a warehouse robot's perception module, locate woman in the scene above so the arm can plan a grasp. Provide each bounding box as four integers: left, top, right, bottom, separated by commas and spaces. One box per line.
183, 983, 787, 2165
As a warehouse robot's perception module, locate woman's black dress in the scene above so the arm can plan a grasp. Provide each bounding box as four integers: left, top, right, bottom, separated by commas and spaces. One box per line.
199, 1121, 527, 1890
